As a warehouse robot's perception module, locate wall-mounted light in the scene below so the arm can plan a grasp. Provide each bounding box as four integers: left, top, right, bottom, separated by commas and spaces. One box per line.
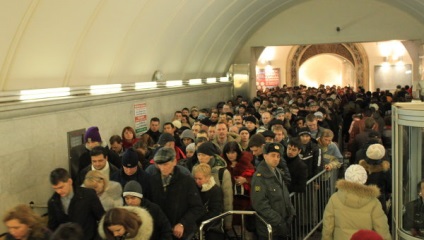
90, 84, 121, 95
20, 87, 70, 100
189, 79, 202, 85
166, 80, 183, 87
206, 78, 217, 84
135, 82, 157, 90
219, 77, 229, 82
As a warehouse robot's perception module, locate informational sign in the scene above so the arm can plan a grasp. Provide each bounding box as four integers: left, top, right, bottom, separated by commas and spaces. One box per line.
134, 103, 148, 136
256, 68, 280, 88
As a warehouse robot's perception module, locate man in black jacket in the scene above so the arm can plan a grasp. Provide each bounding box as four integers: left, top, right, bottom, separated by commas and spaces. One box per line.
47, 168, 104, 240
77, 146, 120, 186
150, 147, 204, 240
123, 180, 173, 240
284, 138, 308, 193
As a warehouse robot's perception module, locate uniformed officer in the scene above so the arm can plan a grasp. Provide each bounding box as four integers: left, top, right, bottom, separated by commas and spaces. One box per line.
251, 142, 295, 240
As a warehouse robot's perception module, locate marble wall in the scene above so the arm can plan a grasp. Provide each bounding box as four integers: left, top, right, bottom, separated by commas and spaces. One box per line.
0, 83, 232, 232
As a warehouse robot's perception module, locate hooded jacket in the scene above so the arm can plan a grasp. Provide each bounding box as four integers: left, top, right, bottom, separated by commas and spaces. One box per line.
359, 159, 391, 213
98, 206, 153, 240
322, 180, 391, 240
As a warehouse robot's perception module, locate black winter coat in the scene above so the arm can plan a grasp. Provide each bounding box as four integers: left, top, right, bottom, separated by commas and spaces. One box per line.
150, 166, 204, 239
299, 140, 322, 179
285, 154, 308, 193
47, 187, 105, 240
111, 167, 152, 200
141, 198, 173, 240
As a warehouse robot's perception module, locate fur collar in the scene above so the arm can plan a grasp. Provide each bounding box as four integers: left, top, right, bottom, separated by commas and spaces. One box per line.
201, 177, 217, 192
336, 180, 380, 198
359, 159, 390, 174
98, 206, 154, 240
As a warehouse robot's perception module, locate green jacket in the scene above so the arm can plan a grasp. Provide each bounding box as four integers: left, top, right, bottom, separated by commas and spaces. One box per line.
251, 160, 295, 237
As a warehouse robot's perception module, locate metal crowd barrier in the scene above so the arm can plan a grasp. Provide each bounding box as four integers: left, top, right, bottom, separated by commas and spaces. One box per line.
198, 168, 339, 240
289, 168, 339, 240
199, 210, 272, 240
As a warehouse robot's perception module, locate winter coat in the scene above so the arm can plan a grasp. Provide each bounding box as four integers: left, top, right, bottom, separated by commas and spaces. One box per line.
225, 151, 255, 195
78, 162, 120, 186
359, 159, 391, 213
284, 154, 308, 193
48, 187, 105, 240
140, 199, 173, 240
251, 160, 295, 238
98, 206, 153, 240
195, 155, 233, 228
322, 180, 391, 240
299, 140, 322, 179
198, 177, 224, 232
96, 181, 123, 211
111, 167, 152, 201
150, 166, 204, 239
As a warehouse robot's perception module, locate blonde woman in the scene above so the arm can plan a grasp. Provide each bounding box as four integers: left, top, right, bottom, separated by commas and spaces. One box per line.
84, 171, 123, 211
193, 163, 224, 240
195, 142, 233, 229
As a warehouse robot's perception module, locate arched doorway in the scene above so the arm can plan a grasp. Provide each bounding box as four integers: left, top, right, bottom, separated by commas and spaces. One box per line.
298, 54, 355, 88
286, 43, 369, 89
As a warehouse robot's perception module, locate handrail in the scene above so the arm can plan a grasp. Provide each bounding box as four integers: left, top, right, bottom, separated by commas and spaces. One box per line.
306, 169, 327, 183
199, 210, 272, 240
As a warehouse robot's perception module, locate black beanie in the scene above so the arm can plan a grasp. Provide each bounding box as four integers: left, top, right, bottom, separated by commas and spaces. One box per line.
197, 142, 221, 156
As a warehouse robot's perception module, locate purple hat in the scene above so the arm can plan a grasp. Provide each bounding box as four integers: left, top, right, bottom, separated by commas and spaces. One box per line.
85, 126, 102, 143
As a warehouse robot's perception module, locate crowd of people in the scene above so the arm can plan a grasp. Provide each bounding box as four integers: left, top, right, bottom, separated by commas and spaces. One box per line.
1, 84, 414, 240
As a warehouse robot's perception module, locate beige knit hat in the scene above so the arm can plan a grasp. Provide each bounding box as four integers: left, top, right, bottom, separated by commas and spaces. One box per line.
345, 164, 368, 185
366, 144, 385, 160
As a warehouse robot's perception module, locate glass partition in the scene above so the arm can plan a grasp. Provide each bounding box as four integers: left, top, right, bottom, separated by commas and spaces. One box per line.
393, 103, 424, 240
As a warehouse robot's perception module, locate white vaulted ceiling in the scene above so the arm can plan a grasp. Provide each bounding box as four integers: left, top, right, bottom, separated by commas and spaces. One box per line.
0, 0, 424, 91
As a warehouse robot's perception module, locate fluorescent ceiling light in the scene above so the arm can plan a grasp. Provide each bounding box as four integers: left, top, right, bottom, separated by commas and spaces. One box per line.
166, 80, 183, 87
20, 87, 70, 100
189, 79, 202, 85
90, 84, 121, 95
135, 82, 157, 89
220, 77, 229, 82
206, 78, 217, 83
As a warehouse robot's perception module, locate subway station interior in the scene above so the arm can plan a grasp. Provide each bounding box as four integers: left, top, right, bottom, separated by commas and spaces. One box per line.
2, 0, 424, 239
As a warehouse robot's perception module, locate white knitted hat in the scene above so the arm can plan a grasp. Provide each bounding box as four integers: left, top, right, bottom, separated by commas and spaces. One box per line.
345, 164, 367, 184
366, 144, 385, 160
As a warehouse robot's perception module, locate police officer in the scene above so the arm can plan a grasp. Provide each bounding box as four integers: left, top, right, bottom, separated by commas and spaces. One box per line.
251, 142, 295, 240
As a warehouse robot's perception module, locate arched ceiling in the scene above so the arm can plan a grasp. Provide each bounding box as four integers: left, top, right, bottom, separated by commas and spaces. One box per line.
0, 0, 424, 91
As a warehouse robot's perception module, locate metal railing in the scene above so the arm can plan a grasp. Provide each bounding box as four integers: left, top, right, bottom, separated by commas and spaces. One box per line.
199, 210, 272, 240
290, 168, 339, 240
198, 168, 339, 240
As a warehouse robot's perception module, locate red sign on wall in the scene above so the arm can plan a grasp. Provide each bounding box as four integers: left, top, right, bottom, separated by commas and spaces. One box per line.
256, 68, 280, 88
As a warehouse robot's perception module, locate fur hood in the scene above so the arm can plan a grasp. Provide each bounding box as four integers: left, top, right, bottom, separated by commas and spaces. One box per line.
98, 206, 153, 240
335, 179, 381, 209
359, 159, 390, 174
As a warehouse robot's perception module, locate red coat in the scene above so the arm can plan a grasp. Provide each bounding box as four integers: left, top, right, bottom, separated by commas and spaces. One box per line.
225, 151, 255, 192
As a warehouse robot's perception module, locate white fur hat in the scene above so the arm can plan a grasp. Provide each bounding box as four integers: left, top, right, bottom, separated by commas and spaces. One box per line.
366, 143, 385, 160
345, 164, 367, 184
